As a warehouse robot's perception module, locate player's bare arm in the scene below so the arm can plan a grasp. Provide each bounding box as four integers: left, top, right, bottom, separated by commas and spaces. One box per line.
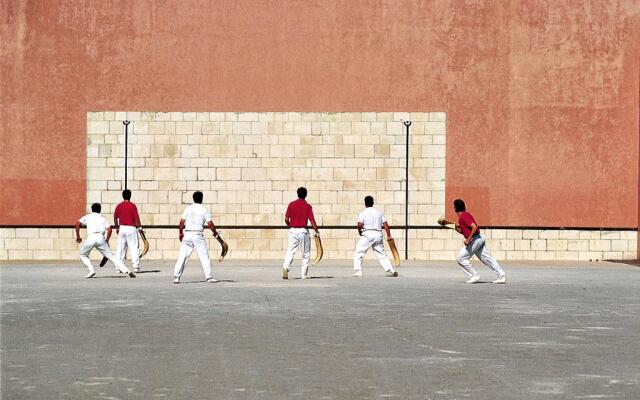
310, 216, 319, 235
464, 222, 479, 245
178, 219, 185, 242
383, 221, 392, 239
207, 220, 219, 237
134, 206, 142, 229
113, 206, 120, 233
75, 221, 82, 243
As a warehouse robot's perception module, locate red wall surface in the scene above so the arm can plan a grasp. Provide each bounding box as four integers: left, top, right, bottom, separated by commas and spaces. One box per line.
1, 1, 639, 227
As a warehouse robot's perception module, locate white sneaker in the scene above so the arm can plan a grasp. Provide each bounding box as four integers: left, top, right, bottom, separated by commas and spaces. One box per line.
133, 268, 141, 273
352, 270, 363, 277
173, 277, 180, 284
492, 275, 507, 284
301, 275, 311, 280
84, 272, 96, 279
206, 278, 218, 283
465, 274, 480, 284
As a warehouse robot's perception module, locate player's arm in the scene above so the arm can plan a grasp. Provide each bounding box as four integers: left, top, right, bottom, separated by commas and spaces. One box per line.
453, 217, 462, 234
284, 205, 291, 227
75, 221, 82, 243
178, 219, 185, 242
357, 221, 364, 236
464, 222, 479, 245
207, 220, 219, 238
113, 206, 120, 233
105, 226, 113, 242
383, 221, 392, 239
308, 208, 319, 235
133, 205, 142, 229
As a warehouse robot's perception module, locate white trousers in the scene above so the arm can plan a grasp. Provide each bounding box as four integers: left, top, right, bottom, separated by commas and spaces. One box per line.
353, 231, 393, 272
174, 232, 212, 280
116, 225, 140, 271
79, 233, 130, 274
456, 234, 505, 277
282, 228, 310, 276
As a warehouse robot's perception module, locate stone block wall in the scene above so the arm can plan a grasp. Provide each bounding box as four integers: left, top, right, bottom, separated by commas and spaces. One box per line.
1, 110, 637, 261
85, 111, 446, 229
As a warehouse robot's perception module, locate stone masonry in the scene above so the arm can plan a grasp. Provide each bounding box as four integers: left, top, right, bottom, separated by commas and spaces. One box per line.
0, 111, 636, 261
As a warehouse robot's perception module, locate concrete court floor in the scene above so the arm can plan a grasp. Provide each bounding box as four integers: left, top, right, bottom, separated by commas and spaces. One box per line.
1, 260, 639, 400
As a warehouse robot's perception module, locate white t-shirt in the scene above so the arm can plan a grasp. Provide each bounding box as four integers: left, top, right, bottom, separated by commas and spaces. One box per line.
357, 207, 386, 231
79, 213, 111, 235
181, 203, 212, 231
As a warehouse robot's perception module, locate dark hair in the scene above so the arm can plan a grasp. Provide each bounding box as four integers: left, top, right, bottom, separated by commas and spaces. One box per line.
453, 199, 466, 213
297, 187, 307, 199
122, 189, 132, 200
91, 203, 101, 213
193, 191, 204, 204
364, 195, 374, 207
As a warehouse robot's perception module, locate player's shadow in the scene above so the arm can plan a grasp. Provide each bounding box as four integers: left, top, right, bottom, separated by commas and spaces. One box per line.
92, 270, 159, 278
604, 259, 640, 267
294, 276, 334, 280
179, 279, 237, 284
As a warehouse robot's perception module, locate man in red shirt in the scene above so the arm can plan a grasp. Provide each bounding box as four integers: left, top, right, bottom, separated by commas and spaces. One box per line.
282, 187, 320, 280
114, 189, 142, 273
453, 199, 506, 284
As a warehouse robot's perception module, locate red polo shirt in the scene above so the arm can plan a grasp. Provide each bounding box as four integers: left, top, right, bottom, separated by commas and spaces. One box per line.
286, 199, 314, 228
114, 201, 141, 227
458, 211, 480, 239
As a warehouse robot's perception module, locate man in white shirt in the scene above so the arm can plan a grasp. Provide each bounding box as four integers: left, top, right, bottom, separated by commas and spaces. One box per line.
353, 196, 398, 277
173, 191, 220, 284
75, 203, 135, 279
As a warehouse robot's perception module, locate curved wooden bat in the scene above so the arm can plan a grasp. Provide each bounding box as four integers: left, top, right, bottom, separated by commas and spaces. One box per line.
138, 229, 149, 258
312, 235, 323, 265
216, 234, 229, 262
387, 237, 401, 267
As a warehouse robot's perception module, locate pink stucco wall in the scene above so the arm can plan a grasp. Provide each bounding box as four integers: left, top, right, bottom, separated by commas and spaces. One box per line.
1, 1, 639, 228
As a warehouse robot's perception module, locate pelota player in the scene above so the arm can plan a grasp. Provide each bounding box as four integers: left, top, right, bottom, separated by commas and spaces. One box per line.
173, 191, 220, 284
453, 199, 506, 284
353, 196, 398, 277
75, 203, 136, 279
114, 189, 142, 273
282, 187, 320, 280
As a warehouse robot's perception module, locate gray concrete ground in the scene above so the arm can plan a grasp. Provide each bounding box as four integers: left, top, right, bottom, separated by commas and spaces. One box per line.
1, 259, 639, 399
